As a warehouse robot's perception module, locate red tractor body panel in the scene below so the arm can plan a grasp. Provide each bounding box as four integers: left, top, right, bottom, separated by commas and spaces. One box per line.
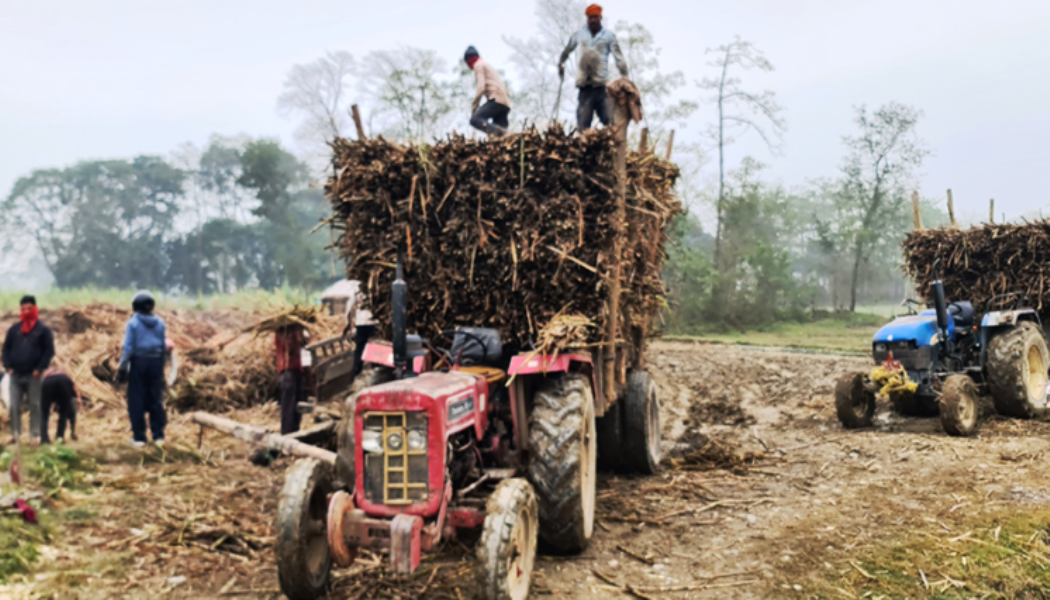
354, 371, 490, 519
361, 340, 431, 374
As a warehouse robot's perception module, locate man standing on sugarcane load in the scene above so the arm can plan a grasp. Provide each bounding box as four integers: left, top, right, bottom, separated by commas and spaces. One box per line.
118, 291, 168, 448
275, 324, 308, 435
2, 296, 54, 446
465, 46, 512, 138
557, 4, 629, 131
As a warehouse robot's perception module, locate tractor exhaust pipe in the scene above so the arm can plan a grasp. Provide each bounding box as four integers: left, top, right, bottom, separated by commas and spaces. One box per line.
392, 258, 408, 380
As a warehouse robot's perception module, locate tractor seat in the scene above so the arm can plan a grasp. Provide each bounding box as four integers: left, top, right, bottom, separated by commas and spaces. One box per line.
949, 301, 975, 329
449, 327, 503, 368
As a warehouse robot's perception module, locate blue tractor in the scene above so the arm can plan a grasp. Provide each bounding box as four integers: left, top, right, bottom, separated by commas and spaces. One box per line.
836, 261, 1050, 436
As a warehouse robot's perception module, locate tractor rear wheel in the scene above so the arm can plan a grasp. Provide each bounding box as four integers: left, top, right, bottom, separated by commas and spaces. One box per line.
986, 322, 1049, 418
835, 372, 875, 429
940, 375, 979, 436
622, 370, 662, 474
276, 458, 333, 600
476, 478, 539, 600
889, 392, 939, 417
527, 374, 596, 554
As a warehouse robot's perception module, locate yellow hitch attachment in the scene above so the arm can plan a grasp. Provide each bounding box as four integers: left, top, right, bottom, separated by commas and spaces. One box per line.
869, 364, 918, 396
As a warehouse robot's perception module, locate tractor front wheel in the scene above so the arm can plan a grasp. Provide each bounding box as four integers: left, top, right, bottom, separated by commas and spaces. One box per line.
622, 370, 662, 474
940, 375, 979, 436
276, 458, 334, 600
835, 372, 875, 429
476, 478, 539, 600
986, 321, 1049, 418
527, 374, 596, 554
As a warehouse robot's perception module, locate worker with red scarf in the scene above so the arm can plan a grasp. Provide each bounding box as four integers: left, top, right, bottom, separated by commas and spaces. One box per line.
1, 296, 55, 446
275, 325, 308, 434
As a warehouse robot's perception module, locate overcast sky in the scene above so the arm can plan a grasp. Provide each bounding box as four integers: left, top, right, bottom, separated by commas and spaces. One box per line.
3, 0, 1049, 223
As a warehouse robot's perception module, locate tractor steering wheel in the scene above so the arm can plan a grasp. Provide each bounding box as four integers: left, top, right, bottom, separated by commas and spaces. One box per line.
427, 329, 492, 370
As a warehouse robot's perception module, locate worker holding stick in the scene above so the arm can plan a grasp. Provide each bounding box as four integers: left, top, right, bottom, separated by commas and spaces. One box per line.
557, 4, 629, 131
465, 46, 512, 138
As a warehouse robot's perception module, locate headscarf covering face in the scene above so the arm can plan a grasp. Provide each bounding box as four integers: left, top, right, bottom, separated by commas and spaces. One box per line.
19, 304, 38, 335
585, 4, 602, 16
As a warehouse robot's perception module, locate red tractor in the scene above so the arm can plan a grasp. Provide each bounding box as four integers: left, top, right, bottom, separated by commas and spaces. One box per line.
274, 264, 662, 599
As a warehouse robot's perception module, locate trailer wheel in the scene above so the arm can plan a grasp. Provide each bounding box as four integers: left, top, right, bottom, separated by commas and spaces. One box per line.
986, 321, 1049, 418
276, 458, 333, 600
889, 392, 939, 417
622, 370, 662, 474
835, 372, 875, 429
476, 478, 538, 600
940, 375, 979, 436
595, 397, 623, 471
527, 374, 596, 554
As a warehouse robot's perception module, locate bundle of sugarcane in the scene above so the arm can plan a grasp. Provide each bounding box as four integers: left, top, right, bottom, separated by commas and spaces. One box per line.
902, 221, 1050, 316
325, 126, 681, 351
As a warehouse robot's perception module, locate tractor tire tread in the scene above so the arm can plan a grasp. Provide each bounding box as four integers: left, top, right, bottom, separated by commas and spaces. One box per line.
276, 458, 333, 600
940, 375, 979, 436
835, 372, 875, 429
527, 374, 594, 554
986, 321, 1048, 418
622, 370, 661, 474
476, 478, 538, 600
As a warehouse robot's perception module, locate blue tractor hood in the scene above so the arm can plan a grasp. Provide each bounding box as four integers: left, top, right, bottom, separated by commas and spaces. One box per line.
873, 310, 953, 347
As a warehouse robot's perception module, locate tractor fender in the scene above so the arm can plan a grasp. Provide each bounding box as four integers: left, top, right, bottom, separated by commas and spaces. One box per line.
979, 309, 1042, 367
506, 353, 597, 458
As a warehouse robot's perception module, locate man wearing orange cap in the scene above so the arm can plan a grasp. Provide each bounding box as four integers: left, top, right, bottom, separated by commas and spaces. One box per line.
557, 4, 629, 131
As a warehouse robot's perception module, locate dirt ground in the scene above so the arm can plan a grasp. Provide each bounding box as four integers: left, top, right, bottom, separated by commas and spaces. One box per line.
6, 340, 1050, 599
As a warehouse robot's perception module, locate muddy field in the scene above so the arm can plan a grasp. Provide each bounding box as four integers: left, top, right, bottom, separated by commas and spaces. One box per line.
5, 340, 1050, 599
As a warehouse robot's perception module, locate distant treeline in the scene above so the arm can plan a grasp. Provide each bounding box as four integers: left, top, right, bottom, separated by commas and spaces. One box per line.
2, 136, 333, 294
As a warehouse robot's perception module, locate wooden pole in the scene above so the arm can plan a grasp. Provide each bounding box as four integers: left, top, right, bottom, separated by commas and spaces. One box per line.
191, 412, 338, 465
989, 198, 995, 224
638, 128, 649, 154
911, 192, 923, 230
665, 130, 675, 159
946, 189, 957, 228
351, 104, 367, 141
606, 99, 630, 405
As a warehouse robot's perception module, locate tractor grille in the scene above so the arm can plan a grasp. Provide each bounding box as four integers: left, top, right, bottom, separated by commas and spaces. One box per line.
873, 341, 932, 371
363, 412, 429, 505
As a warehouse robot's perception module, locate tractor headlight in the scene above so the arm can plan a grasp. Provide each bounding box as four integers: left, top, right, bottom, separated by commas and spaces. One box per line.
407, 429, 426, 451
387, 432, 404, 451
875, 343, 887, 352
362, 430, 383, 454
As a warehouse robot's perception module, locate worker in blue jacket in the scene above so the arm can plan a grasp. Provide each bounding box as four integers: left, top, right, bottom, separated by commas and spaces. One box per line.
118, 291, 168, 448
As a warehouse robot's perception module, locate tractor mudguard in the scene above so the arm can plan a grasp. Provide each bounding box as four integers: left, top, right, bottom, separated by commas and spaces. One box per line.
979, 309, 1042, 367
506, 353, 597, 456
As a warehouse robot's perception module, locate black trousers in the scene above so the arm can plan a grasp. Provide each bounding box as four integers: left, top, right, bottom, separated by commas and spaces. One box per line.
470, 100, 510, 134
41, 393, 76, 444
577, 85, 611, 130
280, 369, 304, 435
127, 355, 166, 442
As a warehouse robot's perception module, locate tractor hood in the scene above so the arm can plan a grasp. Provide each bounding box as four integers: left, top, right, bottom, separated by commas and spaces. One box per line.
873, 310, 953, 347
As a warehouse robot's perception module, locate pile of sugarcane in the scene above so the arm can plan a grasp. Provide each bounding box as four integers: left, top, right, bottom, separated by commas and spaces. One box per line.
903, 221, 1050, 315
325, 126, 681, 350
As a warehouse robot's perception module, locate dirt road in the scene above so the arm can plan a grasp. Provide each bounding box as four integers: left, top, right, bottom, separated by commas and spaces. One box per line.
8, 341, 1050, 598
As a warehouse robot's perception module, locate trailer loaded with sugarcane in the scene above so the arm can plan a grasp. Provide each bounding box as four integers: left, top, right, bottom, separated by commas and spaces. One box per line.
195, 84, 681, 600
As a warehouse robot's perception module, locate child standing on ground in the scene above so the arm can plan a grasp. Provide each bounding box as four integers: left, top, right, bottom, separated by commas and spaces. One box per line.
40, 368, 80, 444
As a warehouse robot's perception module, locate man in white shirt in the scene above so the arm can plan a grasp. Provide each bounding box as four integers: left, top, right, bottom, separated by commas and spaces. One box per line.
557, 4, 629, 131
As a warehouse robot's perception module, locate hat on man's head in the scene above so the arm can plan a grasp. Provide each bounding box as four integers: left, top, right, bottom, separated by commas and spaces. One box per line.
464, 46, 479, 60
585, 4, 602, 16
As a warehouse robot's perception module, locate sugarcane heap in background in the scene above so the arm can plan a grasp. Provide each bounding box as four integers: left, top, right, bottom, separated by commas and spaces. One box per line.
903, 221, 1050, 318
324, 124, 681, 360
